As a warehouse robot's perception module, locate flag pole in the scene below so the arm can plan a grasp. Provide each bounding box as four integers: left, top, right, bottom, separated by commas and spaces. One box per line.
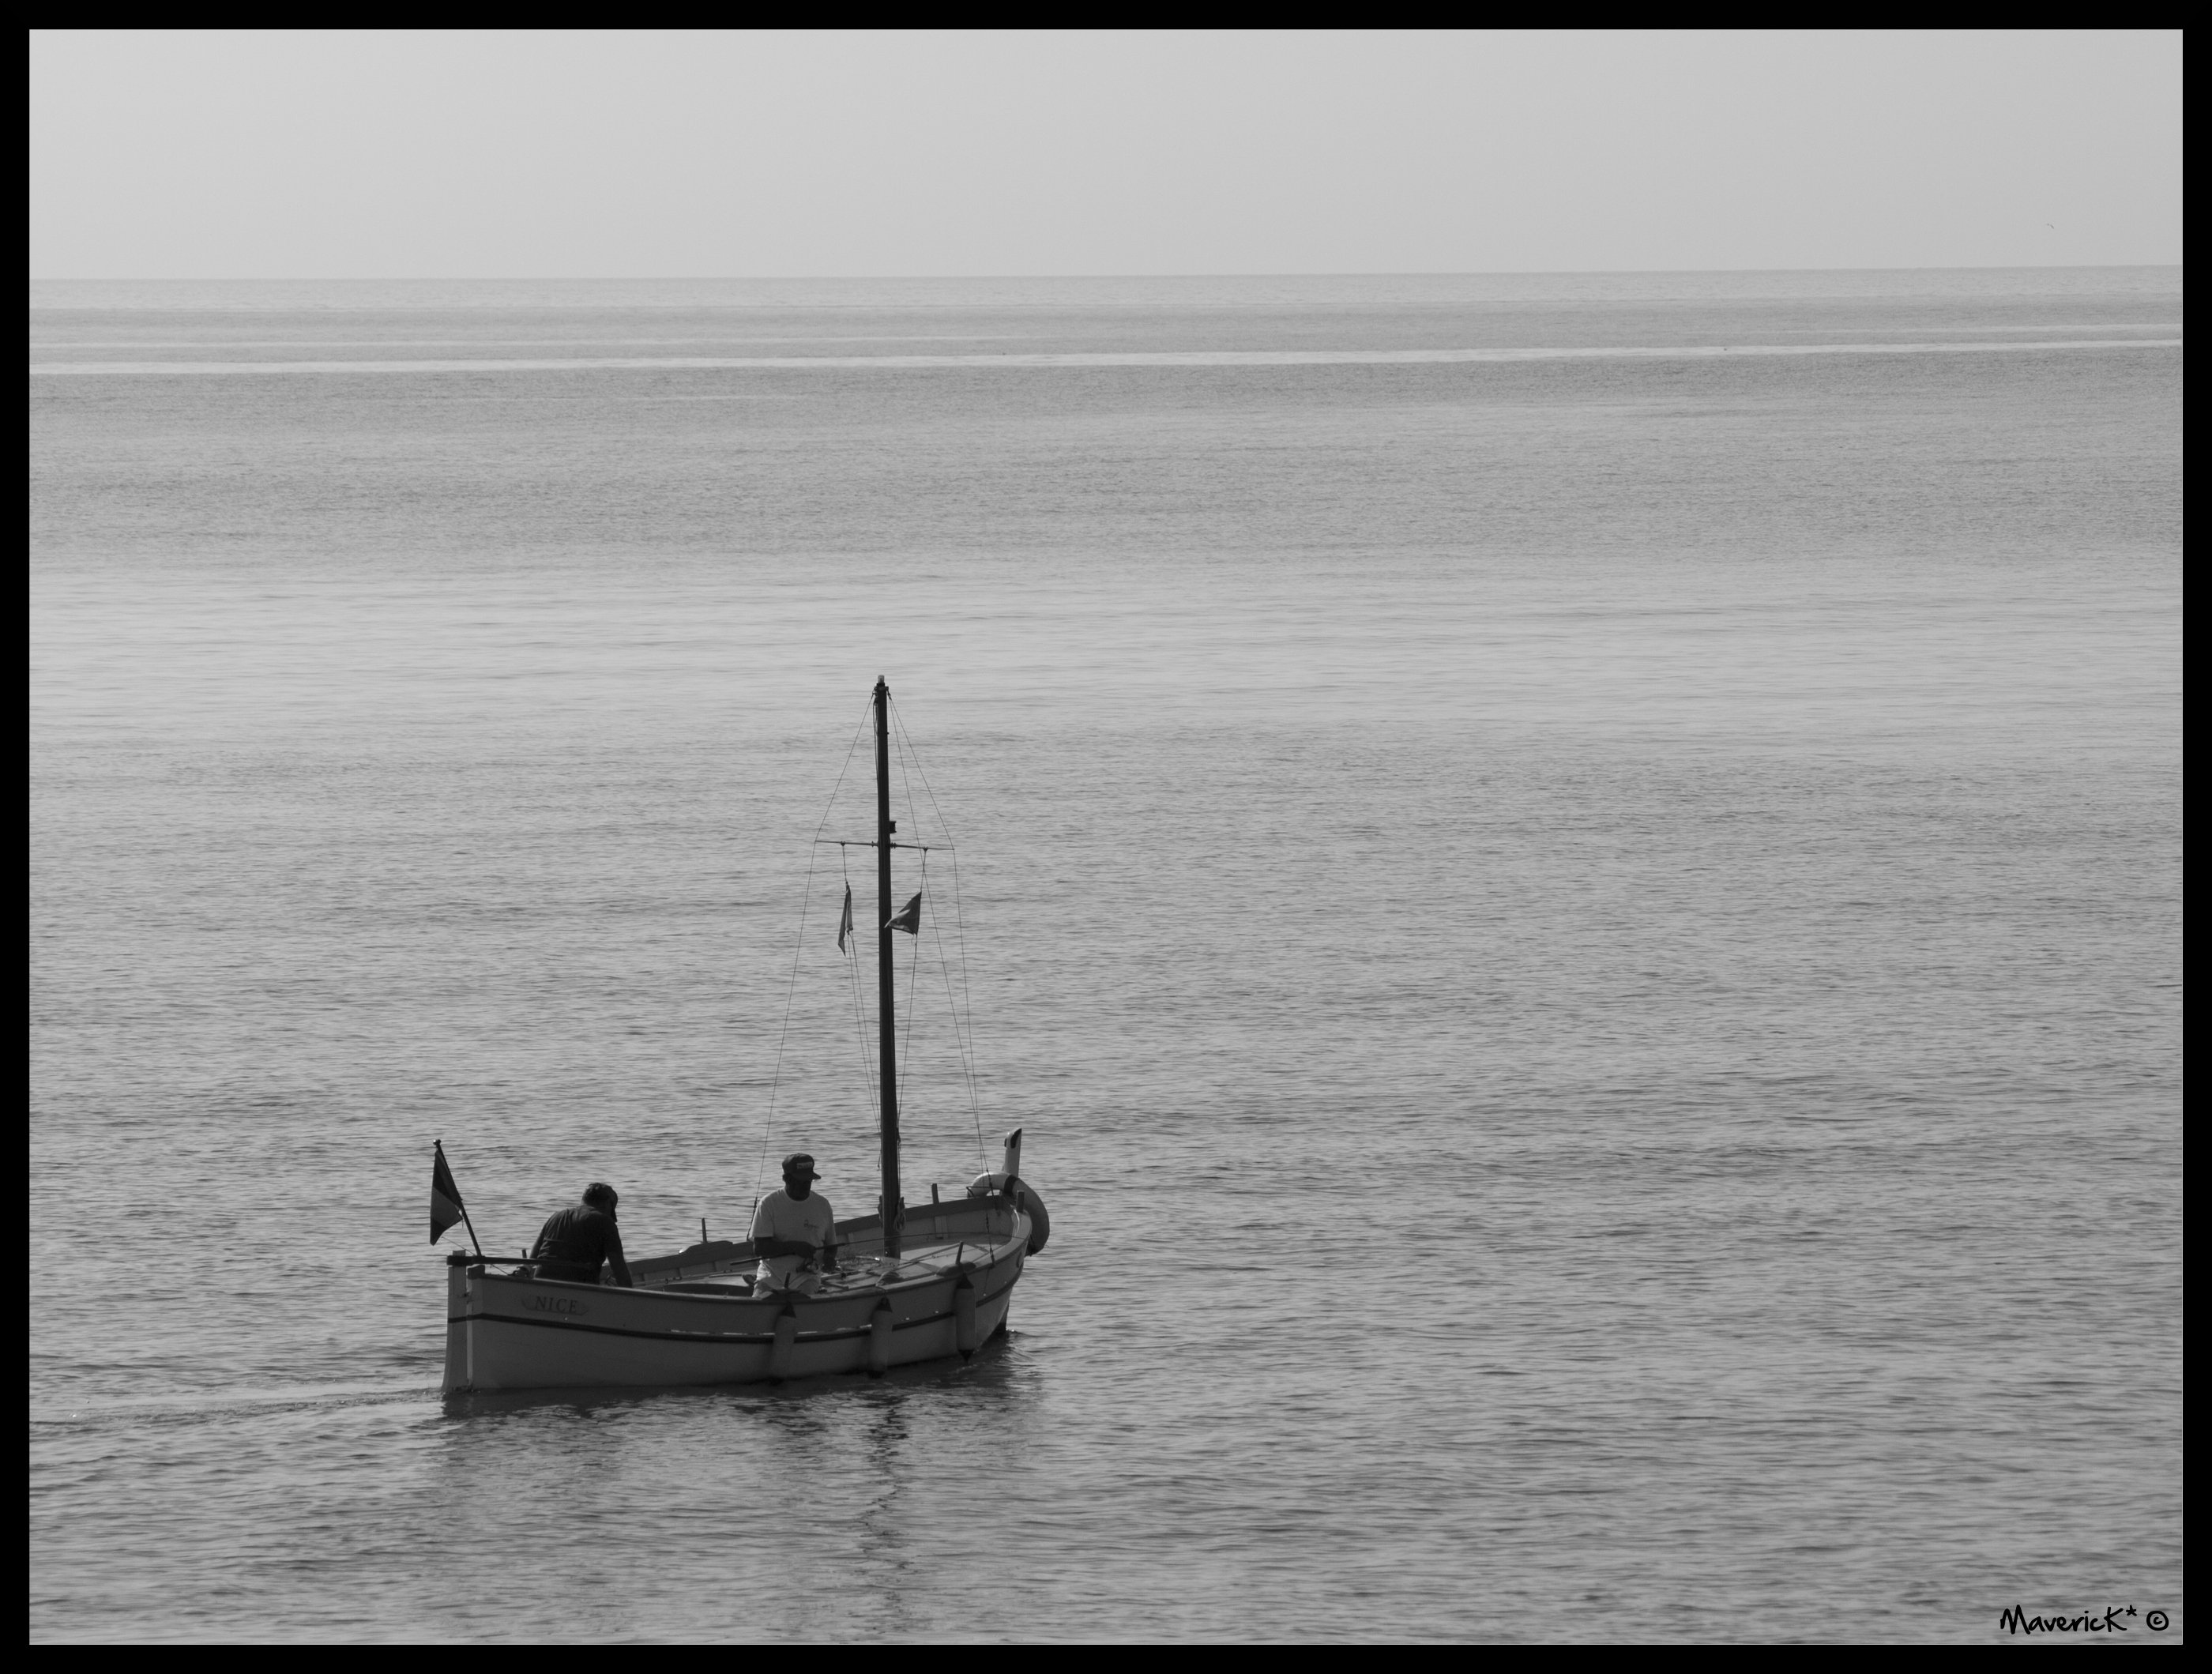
437, 1138, 487, 1258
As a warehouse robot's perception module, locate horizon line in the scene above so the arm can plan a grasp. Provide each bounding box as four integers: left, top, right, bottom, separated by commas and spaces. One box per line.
27, 261, 2184, 284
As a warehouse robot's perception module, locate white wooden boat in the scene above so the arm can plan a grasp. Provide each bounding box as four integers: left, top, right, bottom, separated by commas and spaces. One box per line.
442, 1146, 1036, 1390
440, 679, 1047, 1392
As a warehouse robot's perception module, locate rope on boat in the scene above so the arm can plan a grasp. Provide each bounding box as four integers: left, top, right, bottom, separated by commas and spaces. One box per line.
838, 845, 882, 1132
890, 698, 991, 1172
826, 828, 982, 1184
756, 698, 875, 1208
927, 857, 988, 1172
759, 696, 994, 1221
901, 847, 924, 1123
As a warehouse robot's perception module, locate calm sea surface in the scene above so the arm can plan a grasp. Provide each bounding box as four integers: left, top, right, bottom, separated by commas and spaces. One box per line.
29, 272, 2182, 1642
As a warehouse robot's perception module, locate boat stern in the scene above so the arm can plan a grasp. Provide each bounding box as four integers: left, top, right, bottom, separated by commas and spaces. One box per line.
442, 1253, 477, 1394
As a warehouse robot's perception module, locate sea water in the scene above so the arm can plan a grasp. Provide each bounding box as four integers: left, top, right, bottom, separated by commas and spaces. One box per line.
28, 271, 2182, 1642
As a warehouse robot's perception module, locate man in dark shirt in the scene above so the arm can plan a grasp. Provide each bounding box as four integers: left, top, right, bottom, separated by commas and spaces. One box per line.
530, 1182, 634, 1286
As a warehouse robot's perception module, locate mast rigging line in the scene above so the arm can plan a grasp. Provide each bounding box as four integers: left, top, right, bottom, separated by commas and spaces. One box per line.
899, 848, 926, 1142
756, 698, 875, 1208
839, 845, 882, 1133
758, 689, 992, 1221
925, 860, 989, 1170
890, 698, 990, 1170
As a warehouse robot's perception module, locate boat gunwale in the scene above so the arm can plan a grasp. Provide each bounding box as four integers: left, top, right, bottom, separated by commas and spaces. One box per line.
460, 1209, 1029, 1319
454, 1243, 1024, 1347
452, 1274, 1020, 1347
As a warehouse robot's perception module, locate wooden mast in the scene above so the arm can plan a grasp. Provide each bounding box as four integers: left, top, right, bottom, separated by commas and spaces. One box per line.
874, 677, 904, 1258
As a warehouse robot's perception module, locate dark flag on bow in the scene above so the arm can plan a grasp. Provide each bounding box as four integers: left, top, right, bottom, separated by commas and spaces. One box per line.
837, 883, 854, 953
886, 892, 922, 935
431, 1141, 480, 1252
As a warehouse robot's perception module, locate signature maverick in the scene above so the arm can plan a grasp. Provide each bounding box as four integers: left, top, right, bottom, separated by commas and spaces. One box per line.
1999, 1605, 2169, 1635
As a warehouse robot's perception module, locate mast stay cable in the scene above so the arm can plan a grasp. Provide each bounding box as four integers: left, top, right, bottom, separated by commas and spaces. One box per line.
755, 699, 874, 1207
890, 698, 991, 1171
839, 844, 881, 1141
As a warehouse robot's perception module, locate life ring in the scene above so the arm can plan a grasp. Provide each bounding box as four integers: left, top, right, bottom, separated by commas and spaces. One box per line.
968, 1171, 1051, 1253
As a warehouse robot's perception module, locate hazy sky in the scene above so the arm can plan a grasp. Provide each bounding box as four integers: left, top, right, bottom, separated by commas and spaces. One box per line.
28, 30, 2182, 277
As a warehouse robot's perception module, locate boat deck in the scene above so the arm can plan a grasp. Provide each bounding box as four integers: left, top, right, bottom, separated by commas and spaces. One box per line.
628, 1194, 1021, 1296
646, 1234, 1016, 1296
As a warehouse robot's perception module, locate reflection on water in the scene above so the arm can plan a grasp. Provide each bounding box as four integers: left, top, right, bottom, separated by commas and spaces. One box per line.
412, 1336, 1032, 1640
437, 1327, 1021, 1420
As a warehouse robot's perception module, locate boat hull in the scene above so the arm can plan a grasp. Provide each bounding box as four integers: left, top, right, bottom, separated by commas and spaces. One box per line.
443, 1220, 1025, 1392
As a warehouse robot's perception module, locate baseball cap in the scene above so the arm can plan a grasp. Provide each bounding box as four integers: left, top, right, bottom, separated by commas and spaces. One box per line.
781, 1153, 821, 1179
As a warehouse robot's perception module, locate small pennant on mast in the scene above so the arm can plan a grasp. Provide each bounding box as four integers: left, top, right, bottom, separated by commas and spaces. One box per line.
886, 892, 921, 935
837, 883, 854, 953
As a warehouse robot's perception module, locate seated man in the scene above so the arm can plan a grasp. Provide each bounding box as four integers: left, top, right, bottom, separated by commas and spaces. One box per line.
531, 1182, 634, 1286
752, 1153, 837, 1295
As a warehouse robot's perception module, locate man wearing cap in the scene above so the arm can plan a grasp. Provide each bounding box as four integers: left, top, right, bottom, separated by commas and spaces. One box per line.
531, 1182, 634, 1287
751, 1153, 838, 1295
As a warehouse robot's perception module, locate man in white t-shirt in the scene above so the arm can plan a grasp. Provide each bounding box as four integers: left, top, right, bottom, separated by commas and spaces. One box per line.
752, 1152, 838, 1294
